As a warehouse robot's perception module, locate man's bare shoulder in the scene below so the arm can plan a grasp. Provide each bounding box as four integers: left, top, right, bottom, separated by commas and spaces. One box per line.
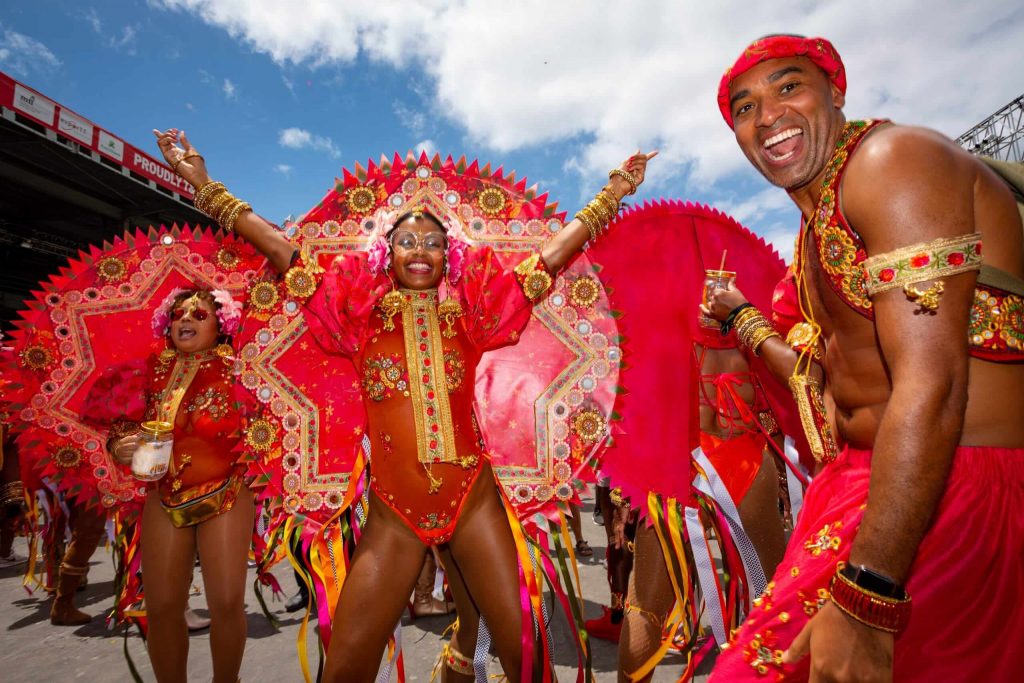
849, 124, 971, 184
842, 123, 978, 249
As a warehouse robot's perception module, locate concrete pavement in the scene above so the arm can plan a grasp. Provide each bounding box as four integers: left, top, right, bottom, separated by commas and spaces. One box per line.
1, 500, 710, 682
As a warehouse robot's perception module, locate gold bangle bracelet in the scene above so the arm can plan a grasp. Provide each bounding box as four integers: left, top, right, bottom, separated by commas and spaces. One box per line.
194, 180, 225, 207
574, 210, 598, 240
585, 200, 612, 225
207, 194, 235, 222
194, 182, 226, 210
222, 201, 252, 233
595, 191, 619, 217
732, 306, 761, 328
582, 205, 606, 234
608, 168, 638, 195
200, 189, 232, 216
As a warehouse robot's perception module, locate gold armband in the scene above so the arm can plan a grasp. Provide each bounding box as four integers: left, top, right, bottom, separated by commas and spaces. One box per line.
785, 321, 822, 360
514, 253, 554, 301
862, 233, 982, 311
440, 643, 474, 676
282, 250, 322, 302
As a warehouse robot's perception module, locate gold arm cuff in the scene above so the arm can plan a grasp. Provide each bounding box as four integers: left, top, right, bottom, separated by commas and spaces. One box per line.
514, 253, 554, 301
863, 233, 982, 296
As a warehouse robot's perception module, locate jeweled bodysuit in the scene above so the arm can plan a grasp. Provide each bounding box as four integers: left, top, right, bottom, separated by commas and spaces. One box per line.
300, 247, 538, 543
145, 349, 247, 519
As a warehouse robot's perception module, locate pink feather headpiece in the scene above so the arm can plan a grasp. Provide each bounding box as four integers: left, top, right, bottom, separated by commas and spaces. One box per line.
151, 288, 242, 338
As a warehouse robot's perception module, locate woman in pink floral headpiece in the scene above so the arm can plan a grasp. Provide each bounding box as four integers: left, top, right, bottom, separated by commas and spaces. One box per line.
155, 126, 655, 682
89, 286, 254, 683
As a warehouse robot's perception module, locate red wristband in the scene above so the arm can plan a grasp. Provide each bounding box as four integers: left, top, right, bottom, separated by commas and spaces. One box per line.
829, 566, 912, 634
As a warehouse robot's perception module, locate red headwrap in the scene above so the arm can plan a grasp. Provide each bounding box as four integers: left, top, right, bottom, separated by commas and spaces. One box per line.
717, 35, 846, 128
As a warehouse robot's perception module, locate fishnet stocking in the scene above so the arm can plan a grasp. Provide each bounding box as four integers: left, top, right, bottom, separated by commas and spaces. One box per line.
617, 524, 676, 683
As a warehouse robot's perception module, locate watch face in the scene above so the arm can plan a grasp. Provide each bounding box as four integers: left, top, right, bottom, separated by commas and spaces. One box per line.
842, 563, 906, 599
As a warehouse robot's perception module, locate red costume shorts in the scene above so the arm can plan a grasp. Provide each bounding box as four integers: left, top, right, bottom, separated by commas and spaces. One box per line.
710, 444, 1024, 681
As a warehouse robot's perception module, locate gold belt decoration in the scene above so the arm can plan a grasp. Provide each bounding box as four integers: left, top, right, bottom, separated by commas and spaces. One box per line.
161, 476, 243, 528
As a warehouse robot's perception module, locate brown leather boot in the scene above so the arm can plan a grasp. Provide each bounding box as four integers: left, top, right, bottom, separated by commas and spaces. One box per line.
50, 562, 92, 626
409, 552, 454, 619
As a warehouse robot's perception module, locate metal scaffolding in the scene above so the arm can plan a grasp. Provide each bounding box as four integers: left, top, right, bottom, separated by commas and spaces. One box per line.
956, 95, 1024, 162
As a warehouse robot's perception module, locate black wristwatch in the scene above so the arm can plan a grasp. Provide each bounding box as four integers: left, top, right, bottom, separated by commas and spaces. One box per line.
839, 563, 907, 600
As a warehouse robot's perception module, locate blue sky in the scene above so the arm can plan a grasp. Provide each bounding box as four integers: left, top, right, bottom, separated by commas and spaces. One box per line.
2, 0, 1022, 260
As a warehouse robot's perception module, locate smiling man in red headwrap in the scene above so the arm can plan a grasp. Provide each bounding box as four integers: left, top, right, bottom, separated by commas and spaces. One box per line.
702, 34, 1024, 682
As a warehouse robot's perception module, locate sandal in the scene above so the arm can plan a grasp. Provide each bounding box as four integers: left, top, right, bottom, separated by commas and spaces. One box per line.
575, 540, 594, 557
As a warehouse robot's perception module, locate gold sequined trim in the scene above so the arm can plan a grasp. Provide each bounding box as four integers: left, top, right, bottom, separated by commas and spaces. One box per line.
401, 291, 459, 472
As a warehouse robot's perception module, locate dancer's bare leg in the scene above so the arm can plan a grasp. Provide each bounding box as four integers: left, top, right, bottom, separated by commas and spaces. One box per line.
196, 490, 255, 683
321, 492, 429, 683
448, 464, 540, 683
618, 524, 676, 683
738, 450, 786, 578
140, 491, 197, 683
438, 546, 478, 683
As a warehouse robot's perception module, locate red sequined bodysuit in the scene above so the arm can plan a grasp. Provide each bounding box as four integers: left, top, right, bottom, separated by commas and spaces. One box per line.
145, 349, 247, 511
301, 248, 536, 543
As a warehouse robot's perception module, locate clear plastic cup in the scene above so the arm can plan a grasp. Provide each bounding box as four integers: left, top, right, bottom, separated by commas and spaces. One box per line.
699, 269, 736, 329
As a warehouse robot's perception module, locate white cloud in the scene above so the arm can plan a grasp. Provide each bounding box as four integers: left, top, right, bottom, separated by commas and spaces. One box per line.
393, 99, 427, 138
83, 9, 137, 54
0, 27, 61, 77
716, 188, 794, 231
85, 8, 103, 34
278, 127, 341, 158
153, 1, 1024, 208
223, 78, 237, 99
110, 25, 137, 53
414, 139, 436, 156
275, 163, 293, 177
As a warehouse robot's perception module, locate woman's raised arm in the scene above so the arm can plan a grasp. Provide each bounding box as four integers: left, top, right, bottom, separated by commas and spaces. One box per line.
540, 150, 657, 273
153, 129, 294, 273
